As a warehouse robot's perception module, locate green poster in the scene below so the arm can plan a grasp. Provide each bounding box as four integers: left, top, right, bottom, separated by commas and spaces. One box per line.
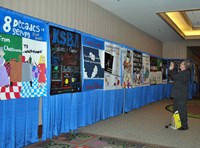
0, 33, 22, 62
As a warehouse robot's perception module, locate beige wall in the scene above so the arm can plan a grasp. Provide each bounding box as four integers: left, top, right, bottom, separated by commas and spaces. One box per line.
163, 40, 200, 59
0, 0, 162, 56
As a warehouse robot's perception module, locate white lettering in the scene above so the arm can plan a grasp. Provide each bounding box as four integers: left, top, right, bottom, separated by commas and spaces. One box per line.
0, 35, 10, 43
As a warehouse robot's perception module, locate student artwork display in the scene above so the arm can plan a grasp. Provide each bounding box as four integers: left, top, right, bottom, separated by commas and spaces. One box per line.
162, 59, 167, 83
82, 35, 104, 91
142, 53, 150, 85
156, 58, 162, 84
104, 42, 121, 90
132, 50, 142, 86
150, 56, 157, 85
0, 8, 47, 100
50, 26, 82, 95
121, 48, 133, 88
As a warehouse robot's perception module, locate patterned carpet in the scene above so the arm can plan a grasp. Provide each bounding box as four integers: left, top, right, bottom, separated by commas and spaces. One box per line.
25, 132, 171, 148
165, 100, 200, 119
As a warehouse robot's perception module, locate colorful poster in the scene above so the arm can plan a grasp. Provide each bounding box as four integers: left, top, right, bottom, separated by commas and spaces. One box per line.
150, 56, 157, 85
132, 50, 142, 86
0, 8, 46, 41
142, 53, 150, 85
82, 35, 104, 91
50, 26, 81, 95
162, 59, 167, 83
156, 58, 162, 84
121, 48, 133, 88
104, 42, 121, 90
0, 8, 47, 100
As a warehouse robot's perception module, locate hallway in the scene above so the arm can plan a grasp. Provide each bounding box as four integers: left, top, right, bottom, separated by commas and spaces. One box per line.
79, 99, 200, 148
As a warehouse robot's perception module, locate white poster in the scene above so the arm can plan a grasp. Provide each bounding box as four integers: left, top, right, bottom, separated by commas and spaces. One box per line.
121, 48, 133, 88
104, 42, 121, 90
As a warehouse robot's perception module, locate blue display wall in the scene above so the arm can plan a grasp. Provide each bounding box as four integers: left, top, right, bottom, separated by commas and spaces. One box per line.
0, 7, 196, 148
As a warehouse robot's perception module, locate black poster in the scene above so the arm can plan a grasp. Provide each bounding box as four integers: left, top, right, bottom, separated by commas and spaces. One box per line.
50, 26, 81, 95
132, 50, 142, 86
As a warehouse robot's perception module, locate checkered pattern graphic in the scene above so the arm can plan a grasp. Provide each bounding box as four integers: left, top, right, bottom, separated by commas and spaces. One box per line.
20, 78, 47, 98
0, 82, 21, 100
32, 66, 39, 78
4, 63, 11, 76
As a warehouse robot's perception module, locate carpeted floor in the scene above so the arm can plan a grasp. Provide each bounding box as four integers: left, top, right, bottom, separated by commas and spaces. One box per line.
165, 100, 200, 119
25, 132, 171, 148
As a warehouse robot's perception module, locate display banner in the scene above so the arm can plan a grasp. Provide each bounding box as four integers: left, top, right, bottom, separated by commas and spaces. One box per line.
121, 47, 133, 88
82, 35, 104, 91
104, 42, 121, 90
50, 26, 81, 95
0, 8, 47, 100
150, 56, 157, 85
156, 58, 162, 84
142, 53, 150, 85
132, 50, 142, 86
0, 7, 46, 41
162, 59, 167, 83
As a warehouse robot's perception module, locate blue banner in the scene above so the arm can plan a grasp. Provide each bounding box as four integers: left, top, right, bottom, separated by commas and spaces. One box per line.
82, 35, 104, 91
83, 35, 104, 50
0, 7, 46, 41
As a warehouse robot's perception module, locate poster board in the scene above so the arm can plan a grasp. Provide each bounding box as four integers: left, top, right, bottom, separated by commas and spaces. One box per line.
50, 26, 81, 95
142, 53, 150, 85
162, 59, 167, 83
156, 58, 162, 84
150, 56, 157, 85
82, 35, 104, 91
104, 42, 121, 90
121, 47, 133, 88
0, 7, 47, 100
132, 50, 142, 86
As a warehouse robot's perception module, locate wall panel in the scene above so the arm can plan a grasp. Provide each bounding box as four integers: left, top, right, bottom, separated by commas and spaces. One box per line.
163, 40, 200, 59
0, 0, 162, 56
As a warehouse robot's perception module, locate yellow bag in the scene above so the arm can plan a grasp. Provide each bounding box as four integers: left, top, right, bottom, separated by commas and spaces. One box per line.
172, 111, 182, 129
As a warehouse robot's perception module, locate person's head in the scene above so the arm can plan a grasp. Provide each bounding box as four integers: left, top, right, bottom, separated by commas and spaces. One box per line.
180, 60, 191, 71
39, 55, 45, 64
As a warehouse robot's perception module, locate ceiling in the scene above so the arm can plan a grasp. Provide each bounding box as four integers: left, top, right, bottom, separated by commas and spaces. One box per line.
90, 0, 200, 42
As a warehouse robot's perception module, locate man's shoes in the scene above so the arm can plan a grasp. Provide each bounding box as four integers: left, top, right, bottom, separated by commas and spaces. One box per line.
177, 127, 188, 130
